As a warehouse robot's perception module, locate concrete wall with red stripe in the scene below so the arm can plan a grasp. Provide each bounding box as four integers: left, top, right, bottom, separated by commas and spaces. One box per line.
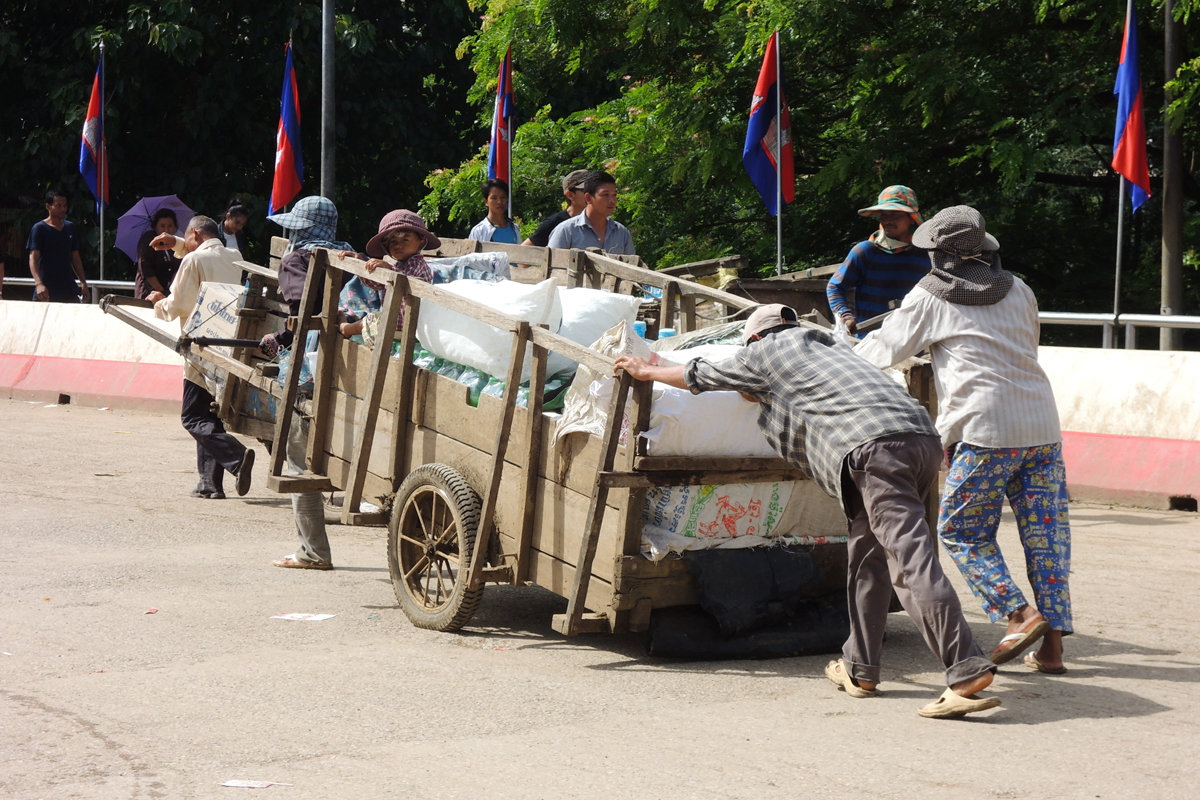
1, 301, 1196, 508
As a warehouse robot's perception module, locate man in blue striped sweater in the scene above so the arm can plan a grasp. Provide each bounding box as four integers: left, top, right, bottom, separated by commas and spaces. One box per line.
826, 185, 930, 335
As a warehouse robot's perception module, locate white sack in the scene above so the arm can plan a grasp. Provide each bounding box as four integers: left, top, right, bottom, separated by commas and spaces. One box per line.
543, 287, 643, 377
415, 277, 562, 383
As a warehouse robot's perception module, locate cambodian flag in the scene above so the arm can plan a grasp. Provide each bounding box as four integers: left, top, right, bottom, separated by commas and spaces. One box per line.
742, 31, 794, 217
487, 46, 514, 185
1112, 0, 1150, 212
269, 42, 303, 215
78, 54, 108, 216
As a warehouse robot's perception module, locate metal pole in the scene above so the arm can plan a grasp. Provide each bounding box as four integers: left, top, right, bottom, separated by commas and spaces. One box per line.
320, 0, 335, 198
1111, 177, 1126, 350
774, 31, 782, 276
98, 41, 105, 283
1161, 0, 1183, 350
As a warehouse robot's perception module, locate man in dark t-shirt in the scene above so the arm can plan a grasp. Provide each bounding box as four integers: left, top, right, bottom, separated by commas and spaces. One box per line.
522, 168, 589, 247
27, 190, 89, 302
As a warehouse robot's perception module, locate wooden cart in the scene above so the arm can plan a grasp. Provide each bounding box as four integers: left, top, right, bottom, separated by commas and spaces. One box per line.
104, 241, 931, 637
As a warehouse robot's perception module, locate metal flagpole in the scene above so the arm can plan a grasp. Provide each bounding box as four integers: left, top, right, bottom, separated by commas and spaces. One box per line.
1110, 178, 1126, 349
98, 41, 105, 284
774, 31, 782, 276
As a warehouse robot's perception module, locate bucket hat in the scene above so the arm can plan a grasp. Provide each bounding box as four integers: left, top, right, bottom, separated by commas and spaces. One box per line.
365, 209, 441, 258
857, 185, 923, 225
742, 303, 799, 346
267, 196, 337, 234
912, 205, 999, 255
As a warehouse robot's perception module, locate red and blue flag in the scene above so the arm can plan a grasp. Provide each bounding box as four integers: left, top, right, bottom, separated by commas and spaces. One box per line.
487, 46, 514, 185
78, 53, 109, 216
1112, 0, 1150, 212
269, 42, 303, 215
742, 32, 794, 217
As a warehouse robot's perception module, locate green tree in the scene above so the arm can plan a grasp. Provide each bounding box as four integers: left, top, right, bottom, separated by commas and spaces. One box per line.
424, 0, 1199, 345
0, 0, 477, 273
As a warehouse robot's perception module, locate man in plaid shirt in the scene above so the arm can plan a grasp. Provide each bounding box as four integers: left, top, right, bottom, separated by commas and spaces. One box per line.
615, 304, 1000, 719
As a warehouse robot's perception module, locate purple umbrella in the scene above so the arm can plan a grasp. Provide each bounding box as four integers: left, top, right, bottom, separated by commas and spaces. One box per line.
114, 194, 196, 263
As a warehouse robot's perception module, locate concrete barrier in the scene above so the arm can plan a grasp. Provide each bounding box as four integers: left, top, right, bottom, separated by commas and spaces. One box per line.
1, 300, 1196, 508
0, 300, 183, 412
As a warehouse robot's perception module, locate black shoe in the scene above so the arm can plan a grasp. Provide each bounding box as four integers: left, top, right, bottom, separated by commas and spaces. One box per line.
236, 448, 255, 496
190, 487, 226, 499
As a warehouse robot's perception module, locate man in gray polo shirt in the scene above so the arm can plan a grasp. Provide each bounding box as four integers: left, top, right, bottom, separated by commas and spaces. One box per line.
614, 304, 1000, 719
546, 170, 635, 255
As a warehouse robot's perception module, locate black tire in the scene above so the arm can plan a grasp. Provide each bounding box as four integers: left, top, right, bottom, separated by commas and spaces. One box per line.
387, 463, 484, 631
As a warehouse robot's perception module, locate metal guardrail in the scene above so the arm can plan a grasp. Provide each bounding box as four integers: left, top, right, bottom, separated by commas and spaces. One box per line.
2, 276, 136, 304
1038, 311, 1200, 349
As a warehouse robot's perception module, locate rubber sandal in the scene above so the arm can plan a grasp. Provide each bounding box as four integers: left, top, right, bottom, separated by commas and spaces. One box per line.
825, 659, 878, 698
917, 688, 1001, 719
272, 554, 333, 570
990, 619, 1050, 664
1024, 652, 1068, 675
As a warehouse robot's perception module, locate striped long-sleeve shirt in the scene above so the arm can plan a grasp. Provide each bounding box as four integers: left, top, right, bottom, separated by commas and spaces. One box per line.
826, 240, 931, 325
854, 278, 1062, 449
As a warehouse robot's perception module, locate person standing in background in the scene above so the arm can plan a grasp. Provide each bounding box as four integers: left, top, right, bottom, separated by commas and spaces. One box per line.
27, 190, 89, 303
522, 169, 589, 247
826, 185, 928, 334
215, 200, 250, 254
468, 179, 520, 244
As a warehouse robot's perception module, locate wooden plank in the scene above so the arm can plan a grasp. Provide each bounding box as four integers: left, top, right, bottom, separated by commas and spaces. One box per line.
559, 370, 632, 635
267, 474, 335, 493
340, 276, 405, 523
633, 454, 799, 473
468, 321, 530, 590
306, 249, 343, 475
514, 336, 549, 583
389, 294, 421, 496
266, 250, 323, 482
599, 469, 809, 488
550, 613, 611, 635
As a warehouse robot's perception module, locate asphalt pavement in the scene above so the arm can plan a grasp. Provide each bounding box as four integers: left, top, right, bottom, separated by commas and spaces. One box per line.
2, 399, 1198, 799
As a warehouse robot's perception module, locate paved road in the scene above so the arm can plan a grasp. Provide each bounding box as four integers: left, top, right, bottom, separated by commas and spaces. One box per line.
2, 399, 1198, 799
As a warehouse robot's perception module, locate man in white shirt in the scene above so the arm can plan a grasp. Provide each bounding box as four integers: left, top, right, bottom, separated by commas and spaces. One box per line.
854, 205, 1073, 675
150, 215, 254, 500
546, 170, 636, 255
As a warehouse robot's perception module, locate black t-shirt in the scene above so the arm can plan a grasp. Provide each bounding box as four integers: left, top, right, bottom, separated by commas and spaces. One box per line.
527, 209, 571, 248
26, 220, 80, 300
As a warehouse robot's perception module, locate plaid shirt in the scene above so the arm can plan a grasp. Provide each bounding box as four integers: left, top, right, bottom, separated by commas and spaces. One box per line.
684, 326, 936, 501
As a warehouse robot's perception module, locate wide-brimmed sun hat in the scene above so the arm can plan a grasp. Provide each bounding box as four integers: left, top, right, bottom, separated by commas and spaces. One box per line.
742, 303, 799, 346
912, 205, 1000, 255
857, 185, 923, 225
365, 209, 441, 258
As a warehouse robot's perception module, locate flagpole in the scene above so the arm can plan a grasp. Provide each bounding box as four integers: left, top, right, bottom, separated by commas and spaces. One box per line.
774, 31, 783, 276
98, 41, 105, 284
1111, 178, 1126, 349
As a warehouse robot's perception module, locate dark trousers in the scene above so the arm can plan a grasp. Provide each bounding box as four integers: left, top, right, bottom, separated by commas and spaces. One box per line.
840, 433, 994, 687
181, 379, 246, 492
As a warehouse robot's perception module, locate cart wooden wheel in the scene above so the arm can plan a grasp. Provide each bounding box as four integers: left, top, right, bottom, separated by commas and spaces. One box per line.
387, 463, 484, 631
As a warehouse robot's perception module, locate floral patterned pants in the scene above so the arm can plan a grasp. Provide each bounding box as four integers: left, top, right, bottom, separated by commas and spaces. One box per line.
938, 442, 1073, 632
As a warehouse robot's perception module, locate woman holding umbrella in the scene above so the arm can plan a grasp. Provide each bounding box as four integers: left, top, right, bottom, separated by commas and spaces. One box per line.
134, 208, 182, 299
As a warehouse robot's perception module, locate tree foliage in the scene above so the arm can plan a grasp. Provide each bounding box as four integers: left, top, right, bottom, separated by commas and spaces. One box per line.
422, 0, 1200, 344
0, 0, 477, 270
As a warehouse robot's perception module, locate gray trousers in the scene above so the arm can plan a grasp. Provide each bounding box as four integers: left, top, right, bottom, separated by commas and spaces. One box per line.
286, 415, 331, 565
840, 433, 994, 687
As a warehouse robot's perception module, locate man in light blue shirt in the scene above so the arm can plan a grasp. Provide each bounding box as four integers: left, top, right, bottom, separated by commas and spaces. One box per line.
546, 171, 635, 255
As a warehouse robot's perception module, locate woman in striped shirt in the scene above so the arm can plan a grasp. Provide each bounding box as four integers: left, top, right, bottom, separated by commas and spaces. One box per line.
855, 205, 1073, 676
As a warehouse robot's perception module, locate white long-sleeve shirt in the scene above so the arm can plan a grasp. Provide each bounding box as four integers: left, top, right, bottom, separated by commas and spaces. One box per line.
854, 277, 1061, 449
154, 237, 242, 385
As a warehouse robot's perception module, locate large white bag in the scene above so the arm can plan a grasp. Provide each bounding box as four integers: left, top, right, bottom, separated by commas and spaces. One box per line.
543, 287, 643, 377
415, 277, 562, 383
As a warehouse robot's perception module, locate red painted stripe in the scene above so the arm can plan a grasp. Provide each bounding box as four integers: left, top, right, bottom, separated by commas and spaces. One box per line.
1, 354, 181, 412
1062, 430, 1199, 505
